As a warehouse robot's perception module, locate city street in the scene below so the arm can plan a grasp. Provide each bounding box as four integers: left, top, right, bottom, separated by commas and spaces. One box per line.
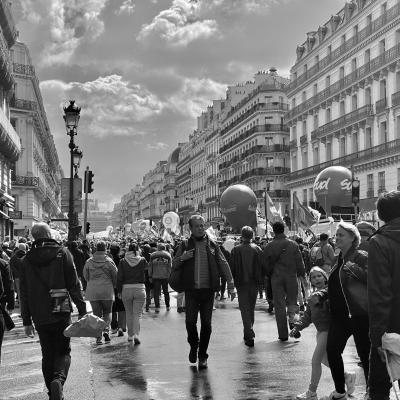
0, 294, 383, 400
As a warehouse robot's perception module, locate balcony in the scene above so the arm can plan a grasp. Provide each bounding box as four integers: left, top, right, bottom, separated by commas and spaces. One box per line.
375, 98, 387, 114
176, 169, 191, 183
205, 195, 219, 203
310, 105, 374, 141
10, 97, 38, 111
0, 106, 21, 162
287, 138, 400, 181
287, 2, 400, 94
241, 166, 290, 180
392, 91, 400, 107
286, 41, 400, 123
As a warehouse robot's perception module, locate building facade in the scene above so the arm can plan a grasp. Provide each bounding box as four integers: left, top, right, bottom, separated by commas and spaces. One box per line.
10, 41, 62, 236
219, 69, 291, 217
0, 1, 21, 240
164, 146, 181, 213
286, 0, 400, 218
176, 141, 193, 226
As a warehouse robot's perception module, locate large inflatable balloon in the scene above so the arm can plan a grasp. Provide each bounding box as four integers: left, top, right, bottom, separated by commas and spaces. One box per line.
220, 184, 257, 232
313, 166, 353, 215
162, 211, 180, 235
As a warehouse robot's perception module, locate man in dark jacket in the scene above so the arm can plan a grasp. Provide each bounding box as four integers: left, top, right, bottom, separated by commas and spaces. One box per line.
172, 215, 236, 369
262, 221, 305, 341
20, 223, 86, 400
9, 243, 27, 304
229, 226, 263, 347
368, 191, 400, 400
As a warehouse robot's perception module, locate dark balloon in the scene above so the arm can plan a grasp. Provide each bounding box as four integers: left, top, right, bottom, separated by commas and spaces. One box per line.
313, 166, 353, 215
220, 185, 257, 232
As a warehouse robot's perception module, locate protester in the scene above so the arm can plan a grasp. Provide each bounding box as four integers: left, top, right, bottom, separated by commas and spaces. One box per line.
368, 191, 400, 400
9, 243, 26, 306
263, 221, 306, 341
229, 226, 263, 347
355, 221, 376, 253
172, 215, 236, 369
326, 221, 369, 400
83, 241, 117, 345
19, 222, 86, 400
117, 242, 148, 344
149, 243, 172, 312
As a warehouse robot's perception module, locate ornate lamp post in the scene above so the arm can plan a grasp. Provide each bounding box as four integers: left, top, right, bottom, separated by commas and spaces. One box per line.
63, 100, 81, 241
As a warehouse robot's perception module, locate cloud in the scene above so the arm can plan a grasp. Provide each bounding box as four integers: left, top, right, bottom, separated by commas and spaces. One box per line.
168, 77, 226, 118
15, 0, 108, 66
137, 0, 218, 47
147, 142, 169, 151
40, 75, 164, 138
115, 0, 135, 15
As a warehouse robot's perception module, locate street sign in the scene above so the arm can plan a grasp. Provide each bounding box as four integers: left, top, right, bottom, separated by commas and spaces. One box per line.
61, 200, 82, 213
61, 178, 82, 202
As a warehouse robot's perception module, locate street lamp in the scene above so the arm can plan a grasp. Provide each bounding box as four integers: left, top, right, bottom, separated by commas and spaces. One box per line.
72, 146, 83, 177
63, 100, 81, 241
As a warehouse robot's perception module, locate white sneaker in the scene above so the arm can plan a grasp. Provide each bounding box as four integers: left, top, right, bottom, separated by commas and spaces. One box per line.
328, 391, 347, 400
296, 390, 318, 400
344, 371, 356, 395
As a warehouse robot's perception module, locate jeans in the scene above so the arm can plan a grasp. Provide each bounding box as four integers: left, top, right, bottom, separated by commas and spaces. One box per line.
121, 286, 146, 337
237, 284, 258, 341
327, 315, 370, 393
185, 289, 214, 360
309, 331, 329, 392
36, 319, 71, 391
0, 311, 4, 365
153, 279, 170, 308
369, 346, 397, 399
271, 273, 298, 339
90, 300, 113, 334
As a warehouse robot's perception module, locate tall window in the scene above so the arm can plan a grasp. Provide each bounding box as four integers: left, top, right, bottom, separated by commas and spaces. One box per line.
340, 101, 346, 116
326, 108, 331, 123
352, 132, 359, 153
340, 137, 346, 157
302, 120, 307, 135
326, 142, 332, 161
380, 121, 387, 144
302, 147, 308, 169
303, 189, 308, 206
365, 87, 372, 105
364, 49, 371, 64
352, 94, 358, 111
367, 174, 374, 197
313, 146, 320, 164
378, 171, 386, 193
313, 114, 319, 130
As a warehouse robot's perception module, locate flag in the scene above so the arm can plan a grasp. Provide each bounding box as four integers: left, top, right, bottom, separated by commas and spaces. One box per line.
265, 192, 283, 223
293, 193, 316, 229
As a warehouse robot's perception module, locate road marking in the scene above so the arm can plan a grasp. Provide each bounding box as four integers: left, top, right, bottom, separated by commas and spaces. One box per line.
0, 382, 45, 399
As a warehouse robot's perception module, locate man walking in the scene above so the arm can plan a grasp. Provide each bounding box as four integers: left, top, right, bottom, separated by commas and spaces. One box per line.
368, 191, 400, 400
172, 215, 236, 369
229, 226, 263, 347
19, 223, 87, 400
262, 221, 305, 341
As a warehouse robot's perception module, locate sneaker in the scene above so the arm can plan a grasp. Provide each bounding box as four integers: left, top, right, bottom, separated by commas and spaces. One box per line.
118, 329, 124, 337
344, 371, 356, 395
267, 304, 274, 314
244, 338, 254, 347
103, 332, 111, 343
198, 358, 208, 369
328, 391, 347, 400
296, 390, 318, 400
50, 379, 63, 400
128, 336, 133, 342
134, 335, 141, 345
189, 346, 198, 363
279, 337, 289, 342
96, 337, 103, 345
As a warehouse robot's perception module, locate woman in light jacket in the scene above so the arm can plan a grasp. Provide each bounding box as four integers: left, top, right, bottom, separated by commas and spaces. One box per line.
117, 243, 148, 344
83, 241, 117, 345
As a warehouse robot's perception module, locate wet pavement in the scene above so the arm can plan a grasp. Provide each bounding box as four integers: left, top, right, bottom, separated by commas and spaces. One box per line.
1, 296, 398, 399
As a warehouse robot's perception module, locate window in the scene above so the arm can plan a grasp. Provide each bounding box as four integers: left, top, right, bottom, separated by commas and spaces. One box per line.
339, 136, 346, 157
302, 120, 307, 135
303, 189, 308, 206
340, 100, 345, 116
365, 87, 371, 105
364, 49, 370, 64
326, 108, 331, 123
313, 114, 319, 130
302, 91, 306, 102
326, 142, 332, 161
367, 174, 374, 197
313, 83, 318, 96
378, 171, 386, 193
313, 146, 319, 164
266, 157, 274, 167
326, 75, 330, 87
352, 131, 359, 153
397, 168, 400, 190
352, 94, 358, 111
265, 136, 273, 146
380, 121, 387, 144
339, 66, 345, 80
379, 39, 386, 54
351, 58, 357, 72
302, 148, 308, 169
309, 188, 314, 204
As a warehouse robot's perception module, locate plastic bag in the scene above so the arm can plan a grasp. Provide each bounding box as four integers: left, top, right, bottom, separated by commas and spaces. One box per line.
63, 313, 107, 338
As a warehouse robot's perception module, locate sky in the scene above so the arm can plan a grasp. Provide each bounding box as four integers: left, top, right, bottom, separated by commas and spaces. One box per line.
11, 0, 344, 211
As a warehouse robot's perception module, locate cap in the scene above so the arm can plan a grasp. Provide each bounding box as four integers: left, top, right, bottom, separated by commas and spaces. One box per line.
356, 221, 376, 236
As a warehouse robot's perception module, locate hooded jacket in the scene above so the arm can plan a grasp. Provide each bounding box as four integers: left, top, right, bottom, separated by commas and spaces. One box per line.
9, 249, 26, 280
116, 252, 148, 293
149, 250, 172, 280
83, 251, 117, 301
368, 217, 400, 347
20, 238, 86, 327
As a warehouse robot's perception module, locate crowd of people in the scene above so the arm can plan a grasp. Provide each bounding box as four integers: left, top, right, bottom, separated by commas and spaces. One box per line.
0, 190, 399, 400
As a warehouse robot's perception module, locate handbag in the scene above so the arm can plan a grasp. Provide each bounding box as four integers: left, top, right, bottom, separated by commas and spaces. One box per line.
63, 313, 107, 337
0, 303, 15, 331
168, 265, 184, 293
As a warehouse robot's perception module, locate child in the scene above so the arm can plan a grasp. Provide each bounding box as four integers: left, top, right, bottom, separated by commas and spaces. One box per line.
290, 267, 356, 400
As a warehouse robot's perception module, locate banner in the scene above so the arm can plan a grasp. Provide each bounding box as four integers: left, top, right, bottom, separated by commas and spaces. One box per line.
293, 192, 316, 229
265, 192, 283, 223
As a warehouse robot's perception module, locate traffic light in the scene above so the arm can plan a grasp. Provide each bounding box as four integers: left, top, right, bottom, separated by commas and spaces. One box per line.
86, 222, 90, 234
352, 179, 360, 205
84, 170, 94, 193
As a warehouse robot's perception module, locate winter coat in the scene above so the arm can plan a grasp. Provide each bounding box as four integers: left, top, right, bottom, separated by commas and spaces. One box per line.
328, 248, 368, 318
116, 252, 148, 292
149, 250, 172, 280
83, 251, 117, 301
229, 242, 264, 287
20, 239, 86, 326
262, 233, 305, 277
368, 217, 400, 347
294, 288, 330, 332
0, 258, 14, 310
9, 249, 25, 280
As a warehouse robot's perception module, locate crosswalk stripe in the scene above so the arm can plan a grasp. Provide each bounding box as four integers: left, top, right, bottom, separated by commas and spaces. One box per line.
0, 382, 45, 399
